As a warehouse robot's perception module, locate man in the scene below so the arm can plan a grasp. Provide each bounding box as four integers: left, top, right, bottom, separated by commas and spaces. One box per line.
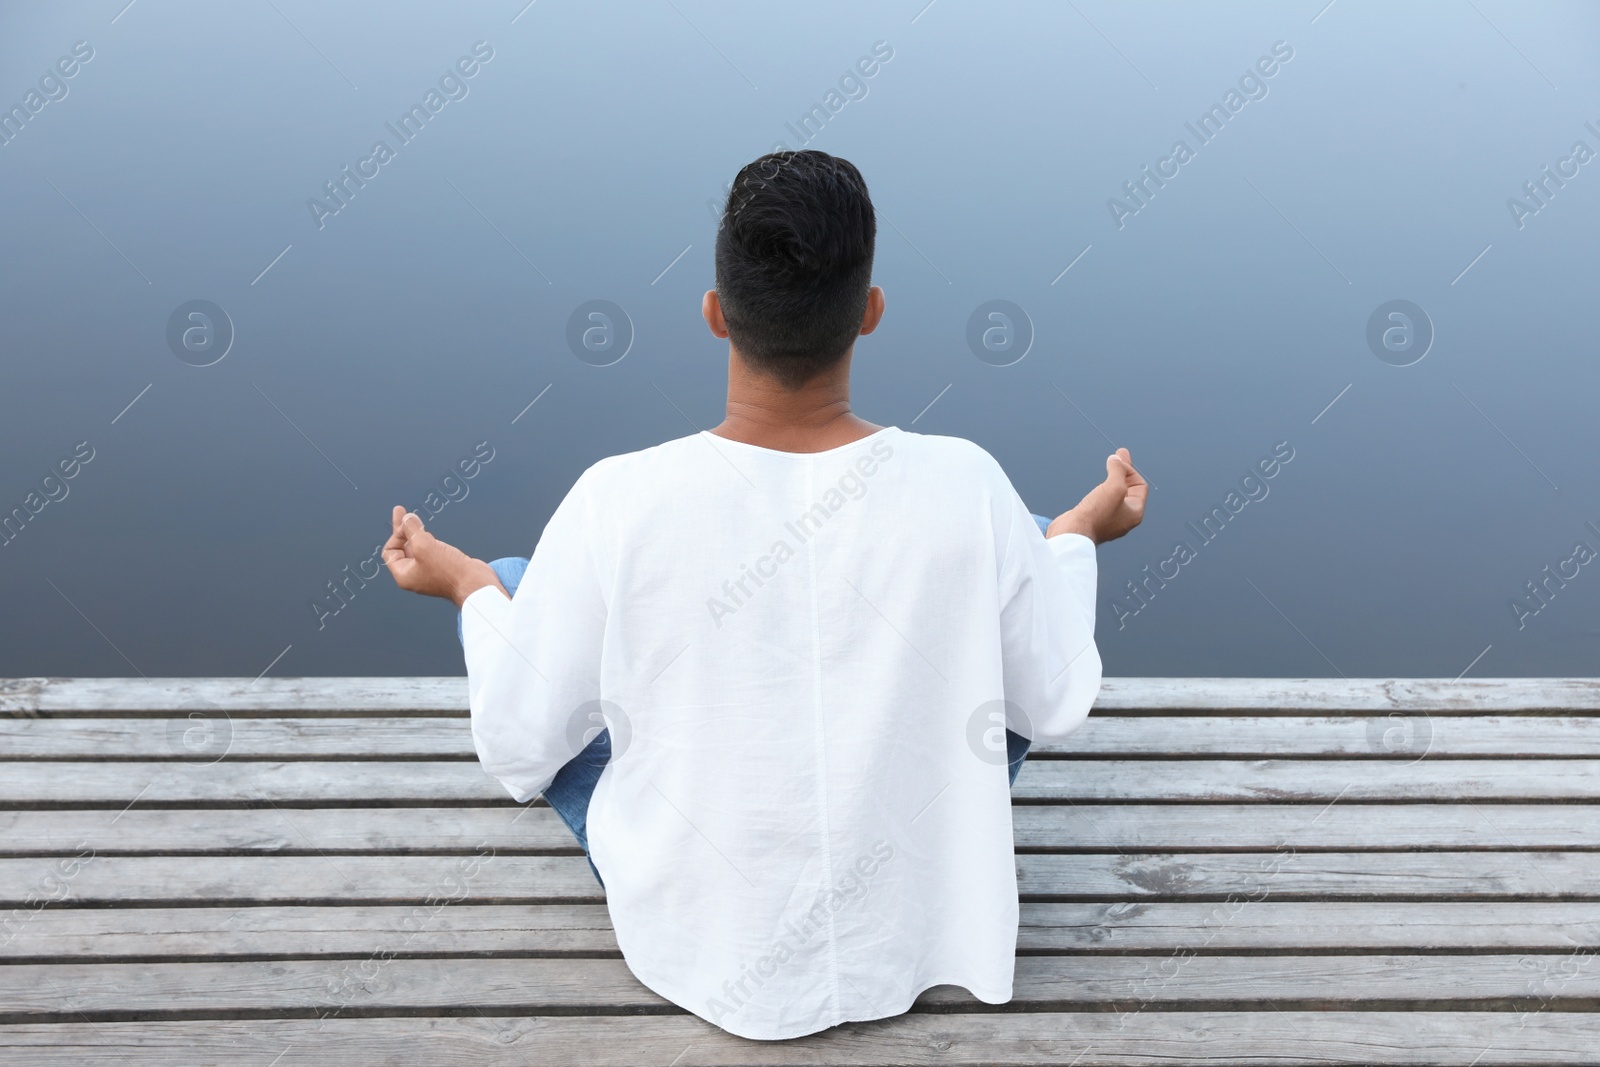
384, 150, 1146, 1041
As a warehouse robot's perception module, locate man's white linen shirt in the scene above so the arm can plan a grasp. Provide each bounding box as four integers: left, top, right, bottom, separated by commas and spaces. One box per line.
460, 426, 1101, 1041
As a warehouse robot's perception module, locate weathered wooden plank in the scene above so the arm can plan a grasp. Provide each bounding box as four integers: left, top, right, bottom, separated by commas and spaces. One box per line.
1014, 851, 1600, 900
0, 805, 574, 854
6, 901, 1599, 961
1016, 900, 1600, 951
1090, 677, 1600, 714
10, 714, 1600, 759
5, 758, 1600, 805
2, 1013, 1596, 1066
1013, 758, 1600, 801
0, 677, 469, 716
1054, 715, 1600, 756
0, 904, 618, 959
1009, 803, 1600, 851
5, 803, 1596, 856
0, 855, 597, 907
4, 851, 1597, 907
0, 717, 474, 759
0, 760, 509, 804
4, 954, 1600, 1021
967, 950, 1600, 1007
8, 677, 1600, 716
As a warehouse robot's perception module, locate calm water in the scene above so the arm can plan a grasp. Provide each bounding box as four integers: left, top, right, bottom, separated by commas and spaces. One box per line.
2, 1, 1597, 678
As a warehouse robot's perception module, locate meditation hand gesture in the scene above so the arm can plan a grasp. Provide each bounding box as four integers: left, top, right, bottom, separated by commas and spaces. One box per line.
382, 506, 501, 608
1047, 448, 1148, 545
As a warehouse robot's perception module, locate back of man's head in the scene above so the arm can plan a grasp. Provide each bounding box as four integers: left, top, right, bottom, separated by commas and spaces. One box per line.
714, 151, 876, 390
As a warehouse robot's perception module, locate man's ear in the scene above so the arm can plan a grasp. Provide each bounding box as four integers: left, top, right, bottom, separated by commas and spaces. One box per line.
702, 289, 730, 339
858, 286, 885, 336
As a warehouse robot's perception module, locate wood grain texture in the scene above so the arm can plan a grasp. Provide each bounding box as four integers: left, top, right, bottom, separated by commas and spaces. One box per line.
4, 955, 1600, 1021
4, 851, 1597, 907
0, 677, 469, 715
1014, 758, 1600, 800
5, 757, 1599, 804
7, 676, 1599, 715
7, 901, 1599, 961
2, 675, 1595, 1061
0, 717, 475, 759
5, 803, 1596, 855
9, 713, 1599, 758
1, 1013, 1595, 1066
0, 760, 510, 804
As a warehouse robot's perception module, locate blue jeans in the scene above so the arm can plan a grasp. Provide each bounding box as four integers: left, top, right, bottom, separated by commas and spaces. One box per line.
459, 515, 1051, 883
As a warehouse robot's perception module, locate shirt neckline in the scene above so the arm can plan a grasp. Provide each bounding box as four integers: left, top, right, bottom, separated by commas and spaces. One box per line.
698, 425, 901, 458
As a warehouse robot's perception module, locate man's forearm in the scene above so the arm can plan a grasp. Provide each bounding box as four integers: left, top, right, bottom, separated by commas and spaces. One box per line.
1046, 510, 1098, 543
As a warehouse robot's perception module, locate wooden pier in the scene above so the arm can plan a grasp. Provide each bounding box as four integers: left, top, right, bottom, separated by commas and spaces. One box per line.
2, 676, 1598, 1064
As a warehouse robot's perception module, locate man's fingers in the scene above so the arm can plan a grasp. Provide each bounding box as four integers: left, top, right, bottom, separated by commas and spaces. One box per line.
1126, 483, 1148, 515
1110, 448, 1147, 488
382, 507, 410, 557
1104, 454, 1133, 497
383, 508, 428, 582
1108, 449, 1148, 529
1115, 451, 1148, 525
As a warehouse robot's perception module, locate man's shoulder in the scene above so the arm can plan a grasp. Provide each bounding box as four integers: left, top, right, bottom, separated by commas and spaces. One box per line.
893, 429, 1010, 482
573, 434, 706, 490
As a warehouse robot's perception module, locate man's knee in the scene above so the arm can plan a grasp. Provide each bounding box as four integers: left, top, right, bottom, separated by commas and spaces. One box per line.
487, 556, 530, 597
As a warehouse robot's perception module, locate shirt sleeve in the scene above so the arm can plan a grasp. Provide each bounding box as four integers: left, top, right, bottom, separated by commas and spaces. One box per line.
995, 484, 1102, 746
460, 471, 608, 802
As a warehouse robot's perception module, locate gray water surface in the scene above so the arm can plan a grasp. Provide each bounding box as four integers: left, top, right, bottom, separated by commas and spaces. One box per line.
2, 0, 1596, 678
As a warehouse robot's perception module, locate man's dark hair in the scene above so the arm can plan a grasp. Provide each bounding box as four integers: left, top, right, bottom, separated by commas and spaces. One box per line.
714, 151, 876, 390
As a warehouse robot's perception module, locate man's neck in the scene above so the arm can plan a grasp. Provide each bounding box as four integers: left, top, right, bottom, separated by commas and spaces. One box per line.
709, 350, 883, 454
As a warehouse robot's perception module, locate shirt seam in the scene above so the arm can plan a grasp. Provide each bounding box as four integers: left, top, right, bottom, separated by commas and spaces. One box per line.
804, 453, 843, 1023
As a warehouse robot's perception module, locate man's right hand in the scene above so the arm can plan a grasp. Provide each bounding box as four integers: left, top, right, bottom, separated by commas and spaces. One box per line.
1047, 448, 1147, 545
382, 506, 503, 608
